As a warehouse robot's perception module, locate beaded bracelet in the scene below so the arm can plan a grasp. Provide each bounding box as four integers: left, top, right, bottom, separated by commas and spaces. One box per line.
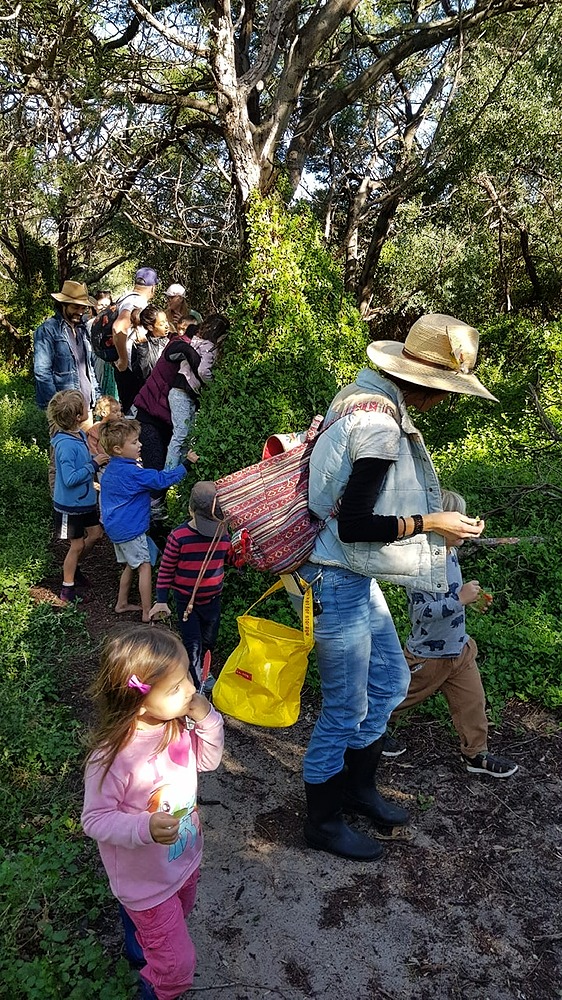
411, 513, 424, 536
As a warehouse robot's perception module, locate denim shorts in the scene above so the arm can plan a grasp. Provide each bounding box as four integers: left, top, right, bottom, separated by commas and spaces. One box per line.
113, 533, 158, 569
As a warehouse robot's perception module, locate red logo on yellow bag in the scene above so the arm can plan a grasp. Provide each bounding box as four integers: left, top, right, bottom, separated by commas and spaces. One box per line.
235, 668, 252, 681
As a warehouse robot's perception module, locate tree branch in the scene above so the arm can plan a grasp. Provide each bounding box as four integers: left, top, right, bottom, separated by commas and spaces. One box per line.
285, 0, 548, 187
125, 0, 209, 57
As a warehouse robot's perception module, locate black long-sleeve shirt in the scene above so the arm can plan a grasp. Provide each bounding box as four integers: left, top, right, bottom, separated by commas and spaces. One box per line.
337, 457, 399, 543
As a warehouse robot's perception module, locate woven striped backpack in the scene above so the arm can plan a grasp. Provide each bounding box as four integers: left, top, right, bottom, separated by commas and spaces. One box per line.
215, 399, 396, 574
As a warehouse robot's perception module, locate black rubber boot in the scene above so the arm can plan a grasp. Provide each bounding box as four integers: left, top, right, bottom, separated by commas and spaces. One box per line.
304, 772, 384, 861
344, 738, 410, 827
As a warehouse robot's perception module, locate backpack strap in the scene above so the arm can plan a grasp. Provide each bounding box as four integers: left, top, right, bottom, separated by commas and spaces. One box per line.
323, 395, 399, 432
182, 520, 227, 621
312, 396, 400, 522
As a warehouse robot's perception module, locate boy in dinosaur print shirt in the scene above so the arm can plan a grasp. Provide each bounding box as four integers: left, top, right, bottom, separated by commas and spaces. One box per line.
388, 490, 519, 779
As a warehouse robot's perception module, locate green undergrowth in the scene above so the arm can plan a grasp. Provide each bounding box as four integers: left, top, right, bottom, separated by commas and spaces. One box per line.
0, 369, 134, 997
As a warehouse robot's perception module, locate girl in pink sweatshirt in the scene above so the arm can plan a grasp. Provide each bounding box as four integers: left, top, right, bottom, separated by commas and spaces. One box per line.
82, 624, 224, 1000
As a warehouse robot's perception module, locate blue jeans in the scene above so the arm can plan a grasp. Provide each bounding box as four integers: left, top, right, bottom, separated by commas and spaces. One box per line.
174, 591, 221, 685
165, 388, 197, 469
295, 564, 410, 783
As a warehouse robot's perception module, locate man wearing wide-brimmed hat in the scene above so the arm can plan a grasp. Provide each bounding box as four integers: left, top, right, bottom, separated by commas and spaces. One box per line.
295, 313, 497, 863
33, 280, 100, 412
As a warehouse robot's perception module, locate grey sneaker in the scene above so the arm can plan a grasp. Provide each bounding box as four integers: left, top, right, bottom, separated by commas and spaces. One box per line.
382, 734, 407, 757
462, 752, 518, 778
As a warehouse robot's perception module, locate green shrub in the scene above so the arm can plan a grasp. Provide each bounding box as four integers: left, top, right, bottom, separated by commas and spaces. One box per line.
0, 386, 50, 450
190, 193, 369, 483
0, 379, 52, 577
0, 814, 134, 999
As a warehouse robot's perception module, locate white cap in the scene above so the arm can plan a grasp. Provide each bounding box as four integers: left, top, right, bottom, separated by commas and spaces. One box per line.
164, 283, 186, 297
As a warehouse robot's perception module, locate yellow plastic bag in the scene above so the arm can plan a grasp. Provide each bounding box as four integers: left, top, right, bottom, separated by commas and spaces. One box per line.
212, 580, 313, 727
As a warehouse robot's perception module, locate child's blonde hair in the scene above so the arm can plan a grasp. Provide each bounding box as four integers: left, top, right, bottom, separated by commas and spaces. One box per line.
99, 417, 141, 455
86, 624, 187, 782
441, 489, 467, 515
46, 390, 85, 432
93, 395, 119, 421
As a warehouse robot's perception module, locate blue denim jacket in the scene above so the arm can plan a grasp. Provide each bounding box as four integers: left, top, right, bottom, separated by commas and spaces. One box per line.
33, 310, 99, 410
308, 369, 447, 593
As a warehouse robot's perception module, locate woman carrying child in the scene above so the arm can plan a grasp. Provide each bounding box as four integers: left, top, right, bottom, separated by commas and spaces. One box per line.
132, 325, 202, 477
82, 624, 224, 1000
165, 314, 230, 469
387, 489, 518, 777
132, 305, 172, 386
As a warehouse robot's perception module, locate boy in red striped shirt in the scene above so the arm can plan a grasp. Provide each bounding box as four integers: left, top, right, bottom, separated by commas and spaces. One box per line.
149, 482, 231, 691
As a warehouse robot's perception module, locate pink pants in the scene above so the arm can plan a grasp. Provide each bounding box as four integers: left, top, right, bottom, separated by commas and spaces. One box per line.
125, 868, 199, 1000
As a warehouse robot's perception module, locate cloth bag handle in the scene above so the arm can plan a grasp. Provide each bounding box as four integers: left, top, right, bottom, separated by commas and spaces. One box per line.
183, 519, 227, 621
243, 579, 314, 649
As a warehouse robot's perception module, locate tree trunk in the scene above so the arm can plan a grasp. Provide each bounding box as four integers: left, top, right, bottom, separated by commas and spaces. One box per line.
57, 205, 73, 284
357, 193, 401, 316
213, 2, 270, 210
0, 311, 29, 362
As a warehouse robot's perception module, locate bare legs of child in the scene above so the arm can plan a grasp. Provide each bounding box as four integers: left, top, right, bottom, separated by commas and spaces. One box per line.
80, 524, 104, 561
138, 562, 153, 624
115, 565, 142, 616
61, 526, 104, 602
114, 561, 152, 622
63, 538, 86, 589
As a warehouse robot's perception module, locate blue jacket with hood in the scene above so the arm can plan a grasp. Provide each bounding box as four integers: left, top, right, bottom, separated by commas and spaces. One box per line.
51, 430, 99, 513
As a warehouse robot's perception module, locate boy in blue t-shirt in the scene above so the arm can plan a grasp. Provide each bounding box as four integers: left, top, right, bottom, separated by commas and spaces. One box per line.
387, 490, 518, 778
99, 418, 197, 622
47, 389, 108, 603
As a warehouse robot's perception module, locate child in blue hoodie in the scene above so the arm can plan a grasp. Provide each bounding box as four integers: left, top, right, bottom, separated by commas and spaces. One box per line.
99, 418, 198, 622
47, 389, 108, 603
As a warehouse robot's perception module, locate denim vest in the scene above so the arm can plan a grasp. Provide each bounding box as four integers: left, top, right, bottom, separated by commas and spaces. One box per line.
308, 369, 447, 593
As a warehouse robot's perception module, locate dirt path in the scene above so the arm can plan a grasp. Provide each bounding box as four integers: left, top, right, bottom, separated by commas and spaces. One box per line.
46, 538, 562, 1000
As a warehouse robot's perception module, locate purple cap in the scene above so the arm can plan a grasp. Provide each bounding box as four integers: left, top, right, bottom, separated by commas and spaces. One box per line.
135, 267, 159, 287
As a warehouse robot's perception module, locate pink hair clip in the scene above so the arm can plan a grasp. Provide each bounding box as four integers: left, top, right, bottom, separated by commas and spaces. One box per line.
128, 674, 151, 695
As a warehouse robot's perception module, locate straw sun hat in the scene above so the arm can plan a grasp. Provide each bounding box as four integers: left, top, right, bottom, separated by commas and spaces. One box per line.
367, 314, 497, 402
51, 280, 97, 308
